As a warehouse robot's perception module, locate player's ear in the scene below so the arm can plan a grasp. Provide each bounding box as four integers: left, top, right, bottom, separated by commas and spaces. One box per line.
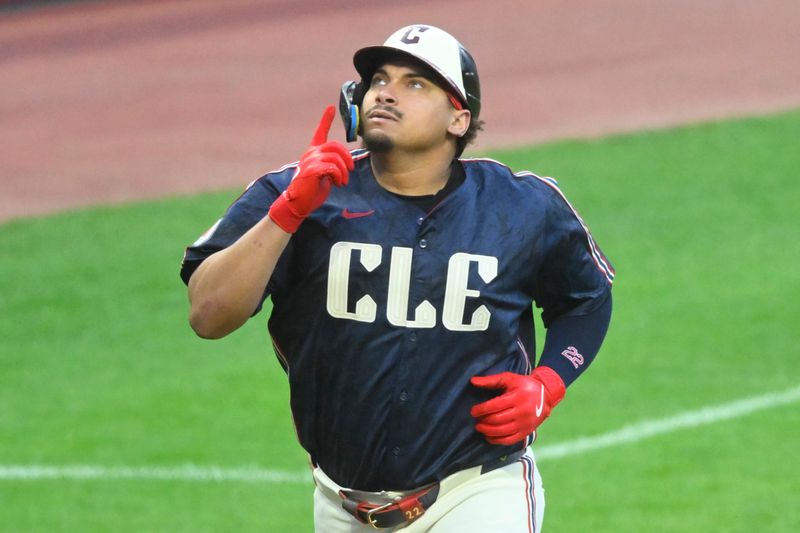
448, 109, 471, 138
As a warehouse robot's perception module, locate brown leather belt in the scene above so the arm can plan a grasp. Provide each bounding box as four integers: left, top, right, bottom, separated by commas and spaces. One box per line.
339, 449, 526, 529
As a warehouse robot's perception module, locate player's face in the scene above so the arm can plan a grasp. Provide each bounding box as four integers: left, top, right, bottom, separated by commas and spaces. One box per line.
360, 61, 470, 154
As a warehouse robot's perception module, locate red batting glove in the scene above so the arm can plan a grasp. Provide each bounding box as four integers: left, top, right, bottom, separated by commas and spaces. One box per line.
470, 366, 566, 446
268, 106, 354, 233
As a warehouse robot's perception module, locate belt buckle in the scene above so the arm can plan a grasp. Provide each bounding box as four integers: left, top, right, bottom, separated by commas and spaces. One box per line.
365, 501, 393, 529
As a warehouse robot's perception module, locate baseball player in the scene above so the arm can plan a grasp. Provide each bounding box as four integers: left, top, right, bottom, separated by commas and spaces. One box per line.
181, 24, 613, 532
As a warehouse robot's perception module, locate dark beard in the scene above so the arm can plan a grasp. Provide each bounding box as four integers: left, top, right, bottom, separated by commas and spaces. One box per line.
362, 131, 395, 153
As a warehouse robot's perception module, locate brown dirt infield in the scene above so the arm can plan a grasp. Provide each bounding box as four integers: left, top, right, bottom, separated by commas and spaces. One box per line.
2, 0, 799, 221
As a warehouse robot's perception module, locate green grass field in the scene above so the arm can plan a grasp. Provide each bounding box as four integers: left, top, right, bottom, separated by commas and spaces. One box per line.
2, 110, 799, 532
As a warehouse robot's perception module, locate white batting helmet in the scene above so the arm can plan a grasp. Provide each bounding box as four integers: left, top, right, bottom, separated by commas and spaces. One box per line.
353, 24, 481, 118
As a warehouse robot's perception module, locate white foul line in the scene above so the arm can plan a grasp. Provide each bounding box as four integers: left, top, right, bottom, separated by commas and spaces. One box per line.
1, 385, 798, 483
0, 464, 311, 484
536, 384, 800, 460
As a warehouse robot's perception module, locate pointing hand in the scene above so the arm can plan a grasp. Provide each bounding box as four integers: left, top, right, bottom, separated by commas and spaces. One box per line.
269, 106, 355, 233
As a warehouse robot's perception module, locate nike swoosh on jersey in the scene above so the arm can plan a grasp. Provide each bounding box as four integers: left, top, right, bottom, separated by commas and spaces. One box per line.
535, 386, 545, 417
341, 208, 375, 219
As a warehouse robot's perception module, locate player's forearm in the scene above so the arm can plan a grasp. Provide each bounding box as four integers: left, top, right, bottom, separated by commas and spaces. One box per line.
188, 216, 291, 339
537, 292, 612, 387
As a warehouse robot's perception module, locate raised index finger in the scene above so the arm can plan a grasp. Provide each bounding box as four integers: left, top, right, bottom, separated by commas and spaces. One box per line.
311, 105, 336, 146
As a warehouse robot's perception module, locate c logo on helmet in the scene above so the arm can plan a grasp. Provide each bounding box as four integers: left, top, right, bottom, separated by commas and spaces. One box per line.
400, 25, 430, 45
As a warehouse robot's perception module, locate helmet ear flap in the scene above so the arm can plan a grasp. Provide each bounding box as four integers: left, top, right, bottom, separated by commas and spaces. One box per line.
339, 81, 365, 142
352, 80, 366, 106
459, 46, 481, 119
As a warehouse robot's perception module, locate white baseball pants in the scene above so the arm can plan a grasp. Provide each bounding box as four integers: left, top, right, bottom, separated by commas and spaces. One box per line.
312, 448, 545, 532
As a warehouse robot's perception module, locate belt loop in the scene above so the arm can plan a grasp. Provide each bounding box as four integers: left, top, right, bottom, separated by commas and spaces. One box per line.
480, 448, 527, 475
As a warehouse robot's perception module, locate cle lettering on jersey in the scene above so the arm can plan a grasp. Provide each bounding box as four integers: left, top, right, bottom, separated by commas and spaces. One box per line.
326, 241, 497, 331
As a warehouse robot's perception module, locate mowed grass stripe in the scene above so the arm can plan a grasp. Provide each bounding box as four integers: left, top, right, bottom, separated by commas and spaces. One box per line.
4, 384, 796, 483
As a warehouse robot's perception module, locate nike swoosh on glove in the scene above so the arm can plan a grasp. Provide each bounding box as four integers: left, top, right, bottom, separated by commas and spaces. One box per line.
470, 366, 566, 446
268, 105, 354, 233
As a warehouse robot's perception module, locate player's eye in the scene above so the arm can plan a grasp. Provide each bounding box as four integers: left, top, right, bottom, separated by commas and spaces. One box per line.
370, 76, 388, 87
408, 79, 425, 89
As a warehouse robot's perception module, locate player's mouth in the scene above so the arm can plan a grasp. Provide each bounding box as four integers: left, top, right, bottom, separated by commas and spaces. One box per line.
367, 107, 401, 122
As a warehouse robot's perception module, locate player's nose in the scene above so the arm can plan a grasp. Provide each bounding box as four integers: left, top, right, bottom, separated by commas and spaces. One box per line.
375, 85, 397, 105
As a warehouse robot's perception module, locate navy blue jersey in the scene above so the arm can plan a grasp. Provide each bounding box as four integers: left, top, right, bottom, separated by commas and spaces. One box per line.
181, 151, 614, 491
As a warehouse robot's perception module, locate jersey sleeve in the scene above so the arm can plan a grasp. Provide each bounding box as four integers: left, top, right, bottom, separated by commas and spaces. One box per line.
179, 169, 295, 309
532, 177, 615, 327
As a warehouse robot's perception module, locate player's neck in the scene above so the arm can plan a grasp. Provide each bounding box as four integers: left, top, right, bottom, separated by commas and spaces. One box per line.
370, 149, 455, 196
